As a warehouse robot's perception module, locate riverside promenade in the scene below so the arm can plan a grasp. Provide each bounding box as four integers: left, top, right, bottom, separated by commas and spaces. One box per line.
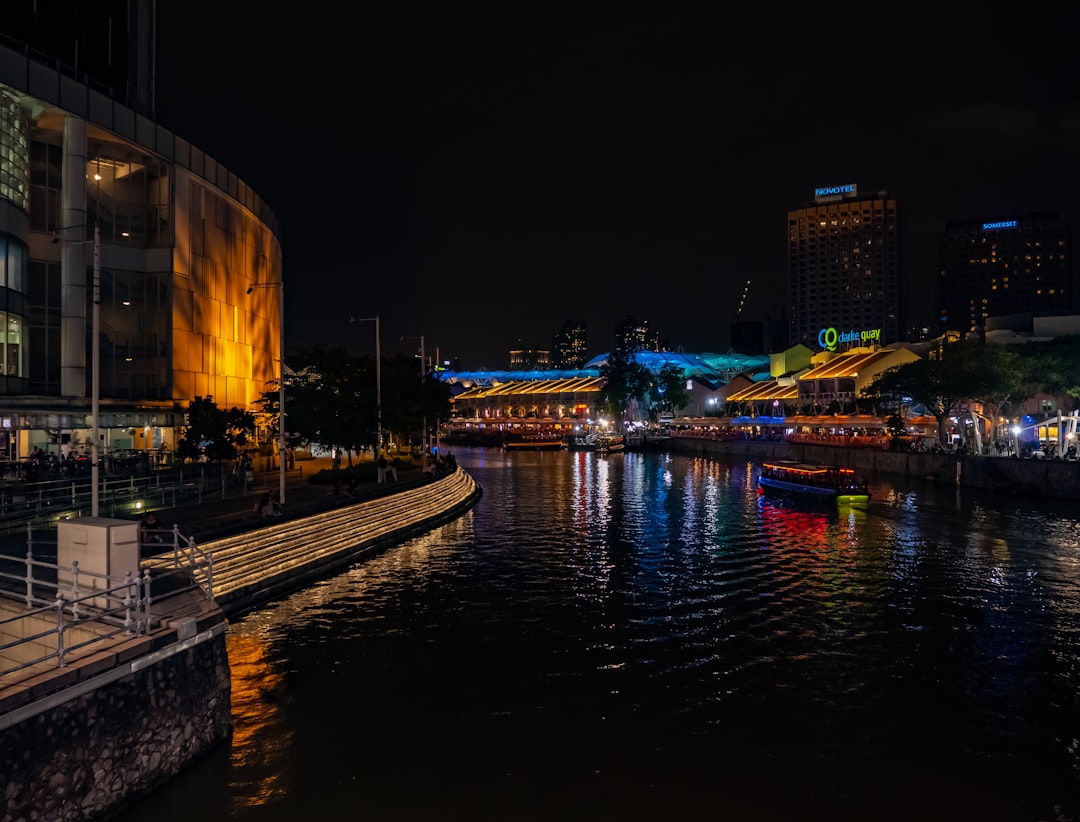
0, 456, 481, 822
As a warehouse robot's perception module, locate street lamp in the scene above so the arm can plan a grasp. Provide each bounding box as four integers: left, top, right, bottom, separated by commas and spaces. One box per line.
57, 223, 101, 516
350, 315, 382, 460
402, 334, 427, 470
247, 280, 286, 505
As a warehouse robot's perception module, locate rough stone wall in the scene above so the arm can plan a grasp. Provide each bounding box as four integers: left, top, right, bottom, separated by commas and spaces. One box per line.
1, 635, 231, 822
664, 437, 1080, 500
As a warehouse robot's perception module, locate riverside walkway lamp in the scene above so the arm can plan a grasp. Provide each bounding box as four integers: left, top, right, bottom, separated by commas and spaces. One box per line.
402, 334, 427, 471
57, 223, 102, 516
247, 280, 286, 505
350, 315, 382, 460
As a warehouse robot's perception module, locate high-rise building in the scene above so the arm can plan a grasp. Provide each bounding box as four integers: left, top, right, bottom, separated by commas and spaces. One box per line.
614, 315, 664, 356
551, 320, 587, 368
508, 345, 550, 370
787, 184, 902, 352
937, 212, 1072, 336
0, 5, 283, 458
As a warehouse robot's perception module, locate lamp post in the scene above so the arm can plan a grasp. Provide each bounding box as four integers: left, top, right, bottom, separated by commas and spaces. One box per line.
90, 223, 100, 517
350, 315, 382, 460
58, 223, 101, 516
246, 280, 286, 505
402, 334, 427, 470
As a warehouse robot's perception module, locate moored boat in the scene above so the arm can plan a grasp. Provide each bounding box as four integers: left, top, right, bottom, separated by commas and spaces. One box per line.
757, 460, 869, 504
594, 434, 625, 454
503, 436, 566, 451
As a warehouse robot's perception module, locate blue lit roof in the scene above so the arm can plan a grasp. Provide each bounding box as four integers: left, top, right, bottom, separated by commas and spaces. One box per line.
437, 350, 769, 387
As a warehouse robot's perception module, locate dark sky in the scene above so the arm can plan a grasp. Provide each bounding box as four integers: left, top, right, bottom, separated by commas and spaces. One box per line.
154, 5, 1080, 369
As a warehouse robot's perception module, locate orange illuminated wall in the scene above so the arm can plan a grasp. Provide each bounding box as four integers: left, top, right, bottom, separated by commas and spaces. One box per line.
172, 169, 282, 410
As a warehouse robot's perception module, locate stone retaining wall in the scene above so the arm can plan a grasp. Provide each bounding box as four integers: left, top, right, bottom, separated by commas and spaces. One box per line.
662, 437, 1080, 500
1, 626, 230, 822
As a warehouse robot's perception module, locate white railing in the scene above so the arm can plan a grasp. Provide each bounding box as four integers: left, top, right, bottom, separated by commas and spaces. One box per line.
0, 523, 212, 679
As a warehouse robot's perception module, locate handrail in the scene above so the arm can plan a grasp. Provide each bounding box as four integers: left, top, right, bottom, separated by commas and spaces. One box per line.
0, 523, 210, 679
0, 565, 152, 677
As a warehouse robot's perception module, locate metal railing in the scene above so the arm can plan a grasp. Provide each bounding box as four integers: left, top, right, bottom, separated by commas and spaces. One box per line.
0, 463, 299, 536
0, 524, 213, 679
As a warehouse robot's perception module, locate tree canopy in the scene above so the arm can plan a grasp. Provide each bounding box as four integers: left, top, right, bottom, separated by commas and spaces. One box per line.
176, 396, 254, 462
598, 350, 650, 427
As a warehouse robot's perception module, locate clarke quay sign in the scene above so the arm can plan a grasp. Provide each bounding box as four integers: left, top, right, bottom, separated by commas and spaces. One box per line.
818, 326, 881, 351
814, 183, 857, 203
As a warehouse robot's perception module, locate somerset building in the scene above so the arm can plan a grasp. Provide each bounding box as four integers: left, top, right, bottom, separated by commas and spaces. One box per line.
0, 4, 283, 460
787, 184, 903, 352
937, 212, 1072, 336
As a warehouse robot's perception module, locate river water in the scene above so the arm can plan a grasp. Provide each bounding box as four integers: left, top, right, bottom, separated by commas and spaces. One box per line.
114, 448, 1080, 821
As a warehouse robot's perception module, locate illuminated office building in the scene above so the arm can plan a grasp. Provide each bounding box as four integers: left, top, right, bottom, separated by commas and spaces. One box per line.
937, 213, 1072, 336
0, 3, 282, 458
551, 320, 587, 369
787, 184, 902, 351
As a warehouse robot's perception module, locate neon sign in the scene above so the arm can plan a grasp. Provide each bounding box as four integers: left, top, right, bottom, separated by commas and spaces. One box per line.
818, 326, 881, 351
982, 220, 1017, 230
814, 183, 856, 197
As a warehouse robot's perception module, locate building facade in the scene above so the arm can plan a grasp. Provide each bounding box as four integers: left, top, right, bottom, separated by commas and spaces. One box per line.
787, 184, 903, 352
0, 11, 282, 460
937, 212, 1072, 336
551, 320, 587, 369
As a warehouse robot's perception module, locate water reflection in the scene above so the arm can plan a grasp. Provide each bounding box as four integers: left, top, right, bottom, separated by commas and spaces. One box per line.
116, 448, 1080, 821
224, 631, 292, 810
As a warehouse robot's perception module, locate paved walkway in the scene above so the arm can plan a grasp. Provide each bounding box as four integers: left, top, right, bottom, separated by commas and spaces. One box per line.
144, 456, 432, 545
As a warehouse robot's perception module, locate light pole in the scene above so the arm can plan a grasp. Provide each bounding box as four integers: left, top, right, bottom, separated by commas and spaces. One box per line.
402, 334, 427, 470
91, 223, 100, 517
246, 280, 286, 505
58, 223, 101, 516
350, 316, 382, 460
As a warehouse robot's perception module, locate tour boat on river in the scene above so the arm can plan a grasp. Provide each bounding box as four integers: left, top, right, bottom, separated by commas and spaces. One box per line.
757, 460, 870, 504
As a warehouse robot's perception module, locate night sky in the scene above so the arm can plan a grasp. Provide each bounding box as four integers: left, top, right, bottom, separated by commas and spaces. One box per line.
154, 5, 1080, 369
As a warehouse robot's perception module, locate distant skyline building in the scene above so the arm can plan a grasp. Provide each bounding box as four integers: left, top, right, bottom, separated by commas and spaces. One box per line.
937, 212, 1073, 336
614, 314, 664, 356
508, 345, 551, 370
787, 184, 903, 352
551, 320, 587, 369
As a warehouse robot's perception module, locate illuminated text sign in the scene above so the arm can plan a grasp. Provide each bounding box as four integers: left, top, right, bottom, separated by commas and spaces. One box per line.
814, 184, 856, 197
818, 326, 881, 351
982, 220, 1017, 230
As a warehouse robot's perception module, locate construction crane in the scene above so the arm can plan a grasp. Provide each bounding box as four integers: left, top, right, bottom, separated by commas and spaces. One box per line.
734, 278, 752, 320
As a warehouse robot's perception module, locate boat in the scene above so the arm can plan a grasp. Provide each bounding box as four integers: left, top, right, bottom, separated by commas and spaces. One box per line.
594, 434, 625, 454
503, 436, 566, 451
756, 460, 869, 504
565, 432, 598, 451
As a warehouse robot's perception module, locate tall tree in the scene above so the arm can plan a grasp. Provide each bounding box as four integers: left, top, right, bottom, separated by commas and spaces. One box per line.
648, 363, 689, 419
598, 350, 650, 429
276, 345, 371, 467
864, 340, 996, 447
176, 396, 254, 463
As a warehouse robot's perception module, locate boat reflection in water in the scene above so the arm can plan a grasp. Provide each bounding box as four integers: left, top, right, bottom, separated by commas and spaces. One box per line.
757, 459, 870, 504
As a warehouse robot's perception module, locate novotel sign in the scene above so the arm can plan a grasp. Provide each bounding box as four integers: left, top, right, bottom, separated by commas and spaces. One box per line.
818, 326, 881, 351
814, 183, 857, 201
982, 220, 1018, 231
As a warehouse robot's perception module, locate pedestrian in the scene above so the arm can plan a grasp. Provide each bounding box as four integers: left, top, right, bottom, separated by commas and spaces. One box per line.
140, 511, 164, 544
377, 455, 388, 484
257, 490, 275, 517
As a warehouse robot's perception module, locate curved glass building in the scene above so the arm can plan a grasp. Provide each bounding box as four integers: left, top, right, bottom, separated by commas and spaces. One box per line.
0, 4, 282, 460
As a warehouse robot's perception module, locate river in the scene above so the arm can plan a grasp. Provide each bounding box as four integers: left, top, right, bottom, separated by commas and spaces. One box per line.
113, 447, 1080, 821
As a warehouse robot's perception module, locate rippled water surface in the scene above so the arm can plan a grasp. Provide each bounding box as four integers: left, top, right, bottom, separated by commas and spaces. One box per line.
116, 449, 1080, 821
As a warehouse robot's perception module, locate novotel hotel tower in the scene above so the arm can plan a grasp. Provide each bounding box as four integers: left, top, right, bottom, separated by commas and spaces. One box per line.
936, 212, 1072, 336
787, 184, 902, 351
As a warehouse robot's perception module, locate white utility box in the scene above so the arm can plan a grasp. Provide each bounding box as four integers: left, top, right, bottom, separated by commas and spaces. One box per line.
58, 517, 141, 610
